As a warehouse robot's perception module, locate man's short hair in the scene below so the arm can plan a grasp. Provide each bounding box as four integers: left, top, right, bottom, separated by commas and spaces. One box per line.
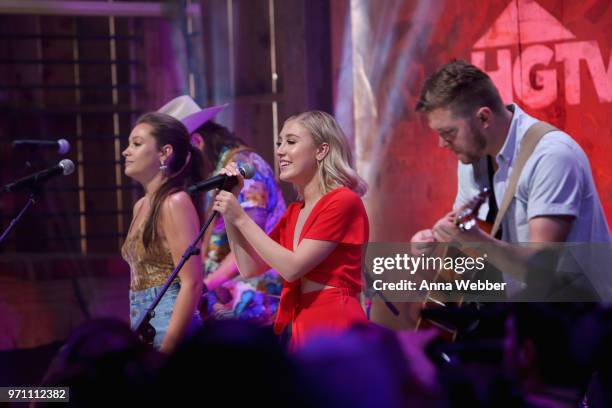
416, 60, 505, 117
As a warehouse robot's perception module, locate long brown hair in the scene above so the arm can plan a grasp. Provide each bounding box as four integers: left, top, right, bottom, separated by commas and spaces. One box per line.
136, 112, 204, 248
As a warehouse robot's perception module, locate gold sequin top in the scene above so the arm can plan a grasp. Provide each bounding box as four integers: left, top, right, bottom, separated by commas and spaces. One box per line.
121, 223, 178, 292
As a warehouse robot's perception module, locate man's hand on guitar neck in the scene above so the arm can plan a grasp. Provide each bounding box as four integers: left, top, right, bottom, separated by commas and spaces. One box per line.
429, 211, 575, 283
409, 210, 490, 257
431, 210, 489, 244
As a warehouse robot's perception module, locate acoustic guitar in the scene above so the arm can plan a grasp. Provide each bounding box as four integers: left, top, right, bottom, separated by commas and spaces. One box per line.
415, 188, 492, 340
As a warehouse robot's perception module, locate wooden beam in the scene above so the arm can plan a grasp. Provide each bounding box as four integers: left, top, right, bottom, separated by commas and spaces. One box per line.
0, 1, 200, 17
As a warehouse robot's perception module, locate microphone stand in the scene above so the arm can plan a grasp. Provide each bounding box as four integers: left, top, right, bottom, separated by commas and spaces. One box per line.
1, 149, 54, 244
135, 174, 242, 346
363, 272, 400, 317
0, 188, 40, 245
134, 208, 218, 346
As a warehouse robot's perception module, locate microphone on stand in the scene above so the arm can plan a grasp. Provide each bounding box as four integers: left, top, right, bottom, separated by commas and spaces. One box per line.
2, 159, 75, 193
187, 162, 256, 194
12, 139, 71, 155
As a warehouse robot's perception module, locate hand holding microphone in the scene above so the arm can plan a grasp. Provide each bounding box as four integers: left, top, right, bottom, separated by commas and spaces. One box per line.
207, 162, 254, 225
187, 161, 255, 196
218, 161, 248, 196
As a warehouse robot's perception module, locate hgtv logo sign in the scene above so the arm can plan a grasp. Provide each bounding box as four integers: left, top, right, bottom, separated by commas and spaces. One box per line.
471, 0, 612, 108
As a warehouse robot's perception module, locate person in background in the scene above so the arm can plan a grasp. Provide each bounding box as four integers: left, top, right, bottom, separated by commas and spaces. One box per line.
158, 96, 286, 324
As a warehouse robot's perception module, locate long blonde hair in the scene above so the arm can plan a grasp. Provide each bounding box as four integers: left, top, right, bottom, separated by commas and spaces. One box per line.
285, 111, 368, 197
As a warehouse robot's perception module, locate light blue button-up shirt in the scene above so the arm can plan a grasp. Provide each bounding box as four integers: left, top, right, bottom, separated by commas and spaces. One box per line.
454, 103, 611, 244
453, 104, 612, 299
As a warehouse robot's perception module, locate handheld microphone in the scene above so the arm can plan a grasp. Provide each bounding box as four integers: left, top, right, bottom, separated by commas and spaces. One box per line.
12, 139, 71, 155
187, 162, 255, 195
3, 159, 76, 193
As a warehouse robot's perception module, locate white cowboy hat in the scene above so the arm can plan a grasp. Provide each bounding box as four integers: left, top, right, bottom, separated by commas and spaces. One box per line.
158, 95, 228, 134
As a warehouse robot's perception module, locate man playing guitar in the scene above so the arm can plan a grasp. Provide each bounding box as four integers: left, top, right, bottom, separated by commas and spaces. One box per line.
411, 60, 612, 299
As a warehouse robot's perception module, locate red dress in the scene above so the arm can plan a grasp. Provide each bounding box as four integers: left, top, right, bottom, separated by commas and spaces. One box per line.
268, 187, 369, 348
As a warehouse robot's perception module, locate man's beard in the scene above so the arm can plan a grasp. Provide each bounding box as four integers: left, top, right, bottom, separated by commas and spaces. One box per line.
461, 122, 488, 164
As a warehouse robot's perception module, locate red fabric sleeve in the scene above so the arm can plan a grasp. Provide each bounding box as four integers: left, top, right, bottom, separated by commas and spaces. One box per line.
267, 212, 286, 244
302, 188, 368, 245
267, 203, 299, 245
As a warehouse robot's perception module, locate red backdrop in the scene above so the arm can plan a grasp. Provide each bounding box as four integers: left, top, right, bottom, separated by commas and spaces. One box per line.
332, 0, 612, 241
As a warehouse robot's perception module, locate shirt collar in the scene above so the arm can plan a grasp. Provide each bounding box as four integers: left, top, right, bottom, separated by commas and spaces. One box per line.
495, 103, 522, 166
214, 146, 233, 174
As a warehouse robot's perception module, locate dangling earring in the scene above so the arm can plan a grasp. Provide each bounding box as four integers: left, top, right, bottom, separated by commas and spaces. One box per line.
159, 161, 168, 173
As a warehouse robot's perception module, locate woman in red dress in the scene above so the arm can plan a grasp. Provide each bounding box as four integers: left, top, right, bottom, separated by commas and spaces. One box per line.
213, 110, 369, 348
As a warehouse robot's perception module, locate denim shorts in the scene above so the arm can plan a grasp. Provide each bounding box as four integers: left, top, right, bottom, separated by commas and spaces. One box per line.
129, 281, 201, 349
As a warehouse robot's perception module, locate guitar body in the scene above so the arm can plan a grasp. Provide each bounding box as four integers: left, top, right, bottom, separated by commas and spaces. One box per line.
476, 219, 492, 235
416, 189, 493, 340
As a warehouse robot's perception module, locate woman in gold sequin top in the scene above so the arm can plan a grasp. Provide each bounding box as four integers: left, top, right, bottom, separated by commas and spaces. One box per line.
121, 112, 204, 353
